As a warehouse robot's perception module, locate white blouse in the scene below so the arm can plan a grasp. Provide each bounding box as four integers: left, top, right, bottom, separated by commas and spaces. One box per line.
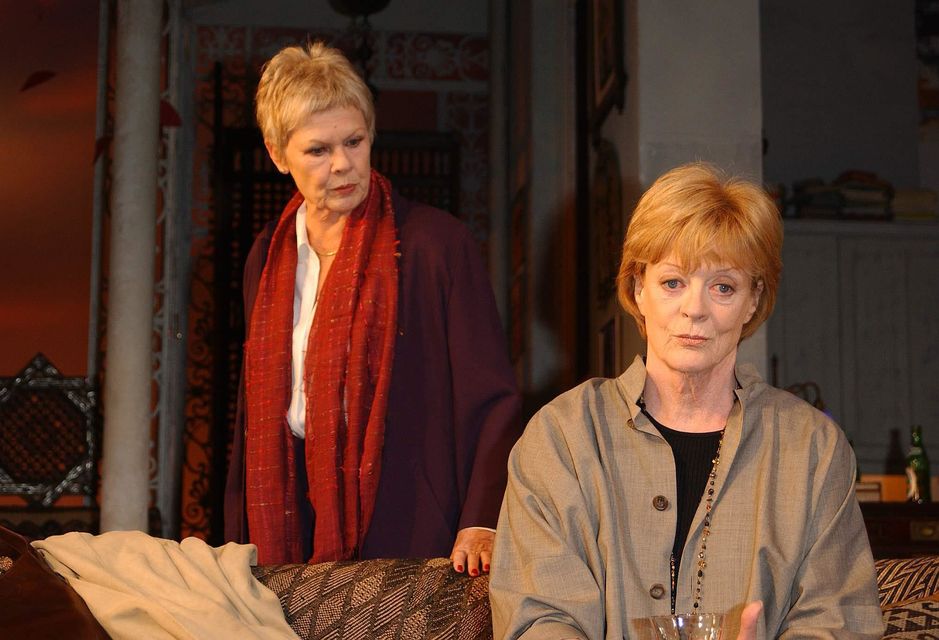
286, 203, 319, 438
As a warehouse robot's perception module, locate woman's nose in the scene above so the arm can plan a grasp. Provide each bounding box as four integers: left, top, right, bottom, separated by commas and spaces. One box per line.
680, 285, 708, 319
331, 147, 351, 172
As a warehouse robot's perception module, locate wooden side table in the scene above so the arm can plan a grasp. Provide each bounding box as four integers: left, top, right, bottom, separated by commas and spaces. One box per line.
860, 502, 939, 558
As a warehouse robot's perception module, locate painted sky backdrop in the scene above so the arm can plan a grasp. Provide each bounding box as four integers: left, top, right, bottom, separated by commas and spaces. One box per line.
0, 0, 98, 375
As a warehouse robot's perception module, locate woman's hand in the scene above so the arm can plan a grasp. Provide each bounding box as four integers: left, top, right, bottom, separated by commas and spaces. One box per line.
449, 527, 494, 575
736, 601, 763, 640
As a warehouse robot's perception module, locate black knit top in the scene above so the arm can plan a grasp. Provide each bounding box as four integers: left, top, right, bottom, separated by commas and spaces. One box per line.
642, 408, 722, 580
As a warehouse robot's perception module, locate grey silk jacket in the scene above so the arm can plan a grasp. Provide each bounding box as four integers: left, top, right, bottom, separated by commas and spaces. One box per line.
490, 357, 883, 640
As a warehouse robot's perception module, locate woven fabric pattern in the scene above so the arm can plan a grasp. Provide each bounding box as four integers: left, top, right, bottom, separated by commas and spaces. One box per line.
882, 598, 939, 638
876, 556, 939, 608
253, 558, 492, 640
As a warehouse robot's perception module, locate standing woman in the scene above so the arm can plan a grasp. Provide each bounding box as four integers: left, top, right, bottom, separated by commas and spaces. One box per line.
224, 42, 521, 575
490, 163, 882, 638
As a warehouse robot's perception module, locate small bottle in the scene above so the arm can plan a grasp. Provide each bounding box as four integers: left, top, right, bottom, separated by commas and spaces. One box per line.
906, 425, 931, 504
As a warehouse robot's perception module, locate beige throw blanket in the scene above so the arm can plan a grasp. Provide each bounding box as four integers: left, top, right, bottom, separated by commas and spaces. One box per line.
32, 531, 299, 640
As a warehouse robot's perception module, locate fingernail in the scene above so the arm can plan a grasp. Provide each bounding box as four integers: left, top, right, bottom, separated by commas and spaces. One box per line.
456, 564, 463, 572
483, 564, 490, 571
470, 569, 478, 576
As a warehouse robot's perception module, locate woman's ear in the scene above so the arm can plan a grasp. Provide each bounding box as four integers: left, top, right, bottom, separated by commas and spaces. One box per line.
633, 275, 645, 312
745, 280, 764, 323
265, 140, 288, 175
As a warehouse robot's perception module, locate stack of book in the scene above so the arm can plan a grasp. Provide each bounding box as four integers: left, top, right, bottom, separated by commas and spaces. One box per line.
791, 178, 843, 219
891, 188, 938, 221
834, 171, 892, 220
791, 171, 894, 220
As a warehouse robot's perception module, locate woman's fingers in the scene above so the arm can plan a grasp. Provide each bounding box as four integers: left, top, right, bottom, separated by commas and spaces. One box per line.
737, 601, 763, 640
449, 528, 494, 574
451, 549, 467, 573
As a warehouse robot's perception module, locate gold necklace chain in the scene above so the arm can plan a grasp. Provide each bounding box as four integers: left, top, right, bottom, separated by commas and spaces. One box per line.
670, 428, 725, 614
314, 248, 338, 257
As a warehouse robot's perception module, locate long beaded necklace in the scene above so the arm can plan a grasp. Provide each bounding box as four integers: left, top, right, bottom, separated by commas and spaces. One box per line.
669, 428, 725, 615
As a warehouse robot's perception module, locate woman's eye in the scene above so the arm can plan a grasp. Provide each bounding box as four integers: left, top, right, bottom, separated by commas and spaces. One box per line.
663, 279, 680, 289
346, 137, 363, 148
715, 283, 734, 294
307, 146, 327, 156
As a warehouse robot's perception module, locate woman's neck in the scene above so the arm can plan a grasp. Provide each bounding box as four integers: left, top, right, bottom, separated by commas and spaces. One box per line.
304, 204, 348, 252
641, 356, 737, 432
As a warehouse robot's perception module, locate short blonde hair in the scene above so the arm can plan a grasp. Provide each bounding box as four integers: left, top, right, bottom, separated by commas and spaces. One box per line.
616, 162, 782, 341
255, 41, 375, 155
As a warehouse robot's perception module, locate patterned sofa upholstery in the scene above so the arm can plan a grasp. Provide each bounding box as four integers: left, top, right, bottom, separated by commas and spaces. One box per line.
253, 555, 939, 640
4, 532, 937, 639
252, 558, 492, 640
876, 555, 939, 638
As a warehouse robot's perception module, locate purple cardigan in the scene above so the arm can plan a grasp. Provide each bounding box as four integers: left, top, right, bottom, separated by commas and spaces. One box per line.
224, 192, 522, 559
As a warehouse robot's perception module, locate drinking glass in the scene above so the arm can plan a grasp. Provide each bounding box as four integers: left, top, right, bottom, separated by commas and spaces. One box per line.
650, 613, 723, 640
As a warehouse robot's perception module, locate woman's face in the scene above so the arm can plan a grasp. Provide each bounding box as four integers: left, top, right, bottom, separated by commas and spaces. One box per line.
267, 105, 371, 217
635, 255, 761, 378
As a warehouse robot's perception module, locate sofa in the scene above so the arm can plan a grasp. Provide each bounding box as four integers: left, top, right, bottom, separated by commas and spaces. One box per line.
252, 558, 492, 639
252, 555, 939, 639
2, 516, 938, 640
875, 555, 939, 638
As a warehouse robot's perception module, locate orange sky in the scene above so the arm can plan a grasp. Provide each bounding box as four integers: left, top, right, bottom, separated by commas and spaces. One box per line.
0, 0, 98, 375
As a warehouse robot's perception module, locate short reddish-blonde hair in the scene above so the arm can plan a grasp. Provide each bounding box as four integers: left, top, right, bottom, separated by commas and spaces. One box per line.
255, 41, 375, 156
617, 162, 782, 341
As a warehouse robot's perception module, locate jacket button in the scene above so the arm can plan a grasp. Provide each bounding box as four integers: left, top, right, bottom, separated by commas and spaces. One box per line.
652, 495, 669, 511
649, 583, 666, 599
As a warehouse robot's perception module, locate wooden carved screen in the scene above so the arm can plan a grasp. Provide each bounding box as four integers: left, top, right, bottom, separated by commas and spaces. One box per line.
372, 131, 460, 215
0, 354, 98, 538
187, 119, 460, 543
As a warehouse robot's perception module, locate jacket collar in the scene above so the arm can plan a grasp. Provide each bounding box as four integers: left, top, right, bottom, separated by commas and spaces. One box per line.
615, 355, 765, 433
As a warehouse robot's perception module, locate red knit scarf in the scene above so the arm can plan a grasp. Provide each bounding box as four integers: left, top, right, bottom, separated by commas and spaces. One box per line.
244, 170, 398, 564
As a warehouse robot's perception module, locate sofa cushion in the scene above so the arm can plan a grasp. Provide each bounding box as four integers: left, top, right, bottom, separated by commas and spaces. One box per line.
876, 556, 939, 609
253, 557, 492, 640
882, 598, 939, 639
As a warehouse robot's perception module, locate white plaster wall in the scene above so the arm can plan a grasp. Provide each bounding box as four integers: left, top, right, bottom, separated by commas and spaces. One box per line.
636, 1, 763, 184
186, 0, 487, 33
761, 0, 919, 187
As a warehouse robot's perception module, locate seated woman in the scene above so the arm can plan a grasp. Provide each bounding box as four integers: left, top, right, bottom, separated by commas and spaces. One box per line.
489, 163, 883, 639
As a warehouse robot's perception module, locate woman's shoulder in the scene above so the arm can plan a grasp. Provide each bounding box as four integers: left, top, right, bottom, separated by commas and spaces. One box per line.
745, 381, 847, 451
543, 377, 620, 411
393, 192, 474, 253
521, 378, 625, 447
757, 383, 834, 423
247, 220, 278, 262
243, 220, 278, 277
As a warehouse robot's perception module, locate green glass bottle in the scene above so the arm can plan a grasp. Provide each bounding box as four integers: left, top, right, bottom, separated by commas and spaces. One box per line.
906, 425, 931, 504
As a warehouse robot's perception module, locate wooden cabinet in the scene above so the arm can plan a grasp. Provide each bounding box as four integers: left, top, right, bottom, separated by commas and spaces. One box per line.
861, 502, 939, 559
768, 220, 939, 472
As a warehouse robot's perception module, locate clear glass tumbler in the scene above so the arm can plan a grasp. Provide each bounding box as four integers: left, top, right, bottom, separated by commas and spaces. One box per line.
650, 613, 723, 640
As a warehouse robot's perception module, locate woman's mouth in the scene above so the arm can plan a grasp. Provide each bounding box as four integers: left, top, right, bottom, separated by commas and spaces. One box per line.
332, 184, 356, 195
675, 334, 708, 346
